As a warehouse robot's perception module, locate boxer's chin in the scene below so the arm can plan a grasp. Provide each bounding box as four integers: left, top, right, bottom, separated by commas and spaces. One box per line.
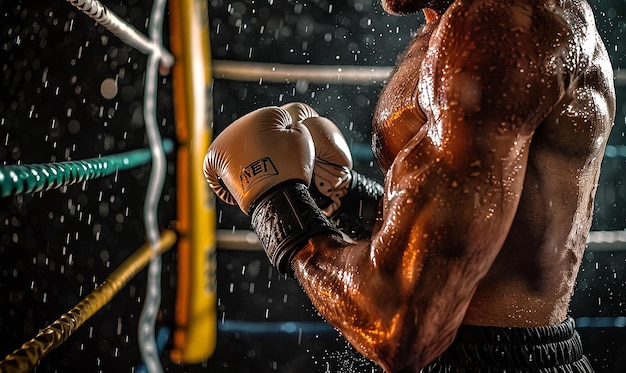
381, 0, 425, 15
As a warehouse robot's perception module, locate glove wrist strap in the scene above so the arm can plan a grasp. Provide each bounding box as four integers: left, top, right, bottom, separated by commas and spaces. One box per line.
251, 182, 341, 275
332, 170, 384, 239
348, 170, 384, 201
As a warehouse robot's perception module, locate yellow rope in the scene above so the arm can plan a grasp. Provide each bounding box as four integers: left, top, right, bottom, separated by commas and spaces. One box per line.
0, 230, 177, 373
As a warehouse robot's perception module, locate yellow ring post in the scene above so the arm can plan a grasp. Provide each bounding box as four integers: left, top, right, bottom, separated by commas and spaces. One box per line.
168, 0, 217, 364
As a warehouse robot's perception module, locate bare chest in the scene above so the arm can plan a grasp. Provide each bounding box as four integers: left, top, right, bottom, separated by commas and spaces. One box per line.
372, 22, 436, 172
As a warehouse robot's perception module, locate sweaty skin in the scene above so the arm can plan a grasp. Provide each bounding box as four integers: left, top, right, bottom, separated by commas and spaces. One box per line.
291, 0, 616, 372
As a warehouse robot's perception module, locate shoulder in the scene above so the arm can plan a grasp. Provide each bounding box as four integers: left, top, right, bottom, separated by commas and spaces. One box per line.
419, 0, 591, 133
432, 0, 600, 71
430, 0, 580, 68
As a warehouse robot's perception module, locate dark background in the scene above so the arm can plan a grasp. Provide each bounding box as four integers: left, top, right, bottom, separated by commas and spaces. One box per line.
1, 0, 625, 372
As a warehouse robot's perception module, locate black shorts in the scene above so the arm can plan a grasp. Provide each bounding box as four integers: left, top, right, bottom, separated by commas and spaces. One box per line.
423, 317, 593, 372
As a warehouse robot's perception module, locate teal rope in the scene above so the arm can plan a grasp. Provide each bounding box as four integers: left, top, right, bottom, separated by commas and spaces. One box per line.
0, 139, 173, 198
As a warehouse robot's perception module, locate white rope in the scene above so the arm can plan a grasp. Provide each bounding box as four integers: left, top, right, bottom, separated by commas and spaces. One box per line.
66, 0, 174, 73
587, 230, 626, 245
136, 0, 169, 371
212, 60, 393, 84
615, 69, 626, 86
212, 60, 626, 86
215, 229, 626, 252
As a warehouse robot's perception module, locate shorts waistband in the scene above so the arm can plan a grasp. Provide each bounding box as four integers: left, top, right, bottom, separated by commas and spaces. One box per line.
424, 317, 594, 372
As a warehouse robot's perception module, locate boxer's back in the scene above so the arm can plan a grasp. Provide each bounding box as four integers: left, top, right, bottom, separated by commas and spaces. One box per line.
465, 0, 615, 327
373, 0, 616, 327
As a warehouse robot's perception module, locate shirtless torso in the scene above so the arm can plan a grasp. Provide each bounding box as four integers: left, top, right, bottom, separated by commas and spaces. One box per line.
289, 0, 615, 371
373, 0, 615, 327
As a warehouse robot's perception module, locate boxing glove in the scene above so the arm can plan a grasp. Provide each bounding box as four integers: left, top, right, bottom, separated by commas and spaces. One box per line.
280, 102, 352, 216
203, 106, 340, 274
280, 102, 384, 239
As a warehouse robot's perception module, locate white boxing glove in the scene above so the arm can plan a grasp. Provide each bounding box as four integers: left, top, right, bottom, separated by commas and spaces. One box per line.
203, 106, 340, 274
280, 102, 353, 217
280, 102, 384, 239
203, 106, 314, 214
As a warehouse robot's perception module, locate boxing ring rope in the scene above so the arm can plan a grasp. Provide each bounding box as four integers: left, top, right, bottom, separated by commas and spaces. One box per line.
65, 0, 174, 74
615, 69, 626, 86
212, 60, 626, 86
0, 230, 177, 373
1, 0, 185, 371
216, 228, 626, 252
212, 60, 392, 84
0, 140, 173, 198
0, 143, 177, 371
136, 0, 170, 371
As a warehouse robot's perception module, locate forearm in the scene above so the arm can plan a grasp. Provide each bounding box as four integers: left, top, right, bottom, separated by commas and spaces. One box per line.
289, 222, 471, 373
291, 236, 408, 370
291, 232, 479, 372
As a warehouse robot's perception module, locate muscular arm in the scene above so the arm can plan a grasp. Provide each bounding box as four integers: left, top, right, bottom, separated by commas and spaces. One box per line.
291, 3, 573, 371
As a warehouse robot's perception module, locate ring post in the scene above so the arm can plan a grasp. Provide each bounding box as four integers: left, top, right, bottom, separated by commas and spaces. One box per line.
168, 0, 217, 364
